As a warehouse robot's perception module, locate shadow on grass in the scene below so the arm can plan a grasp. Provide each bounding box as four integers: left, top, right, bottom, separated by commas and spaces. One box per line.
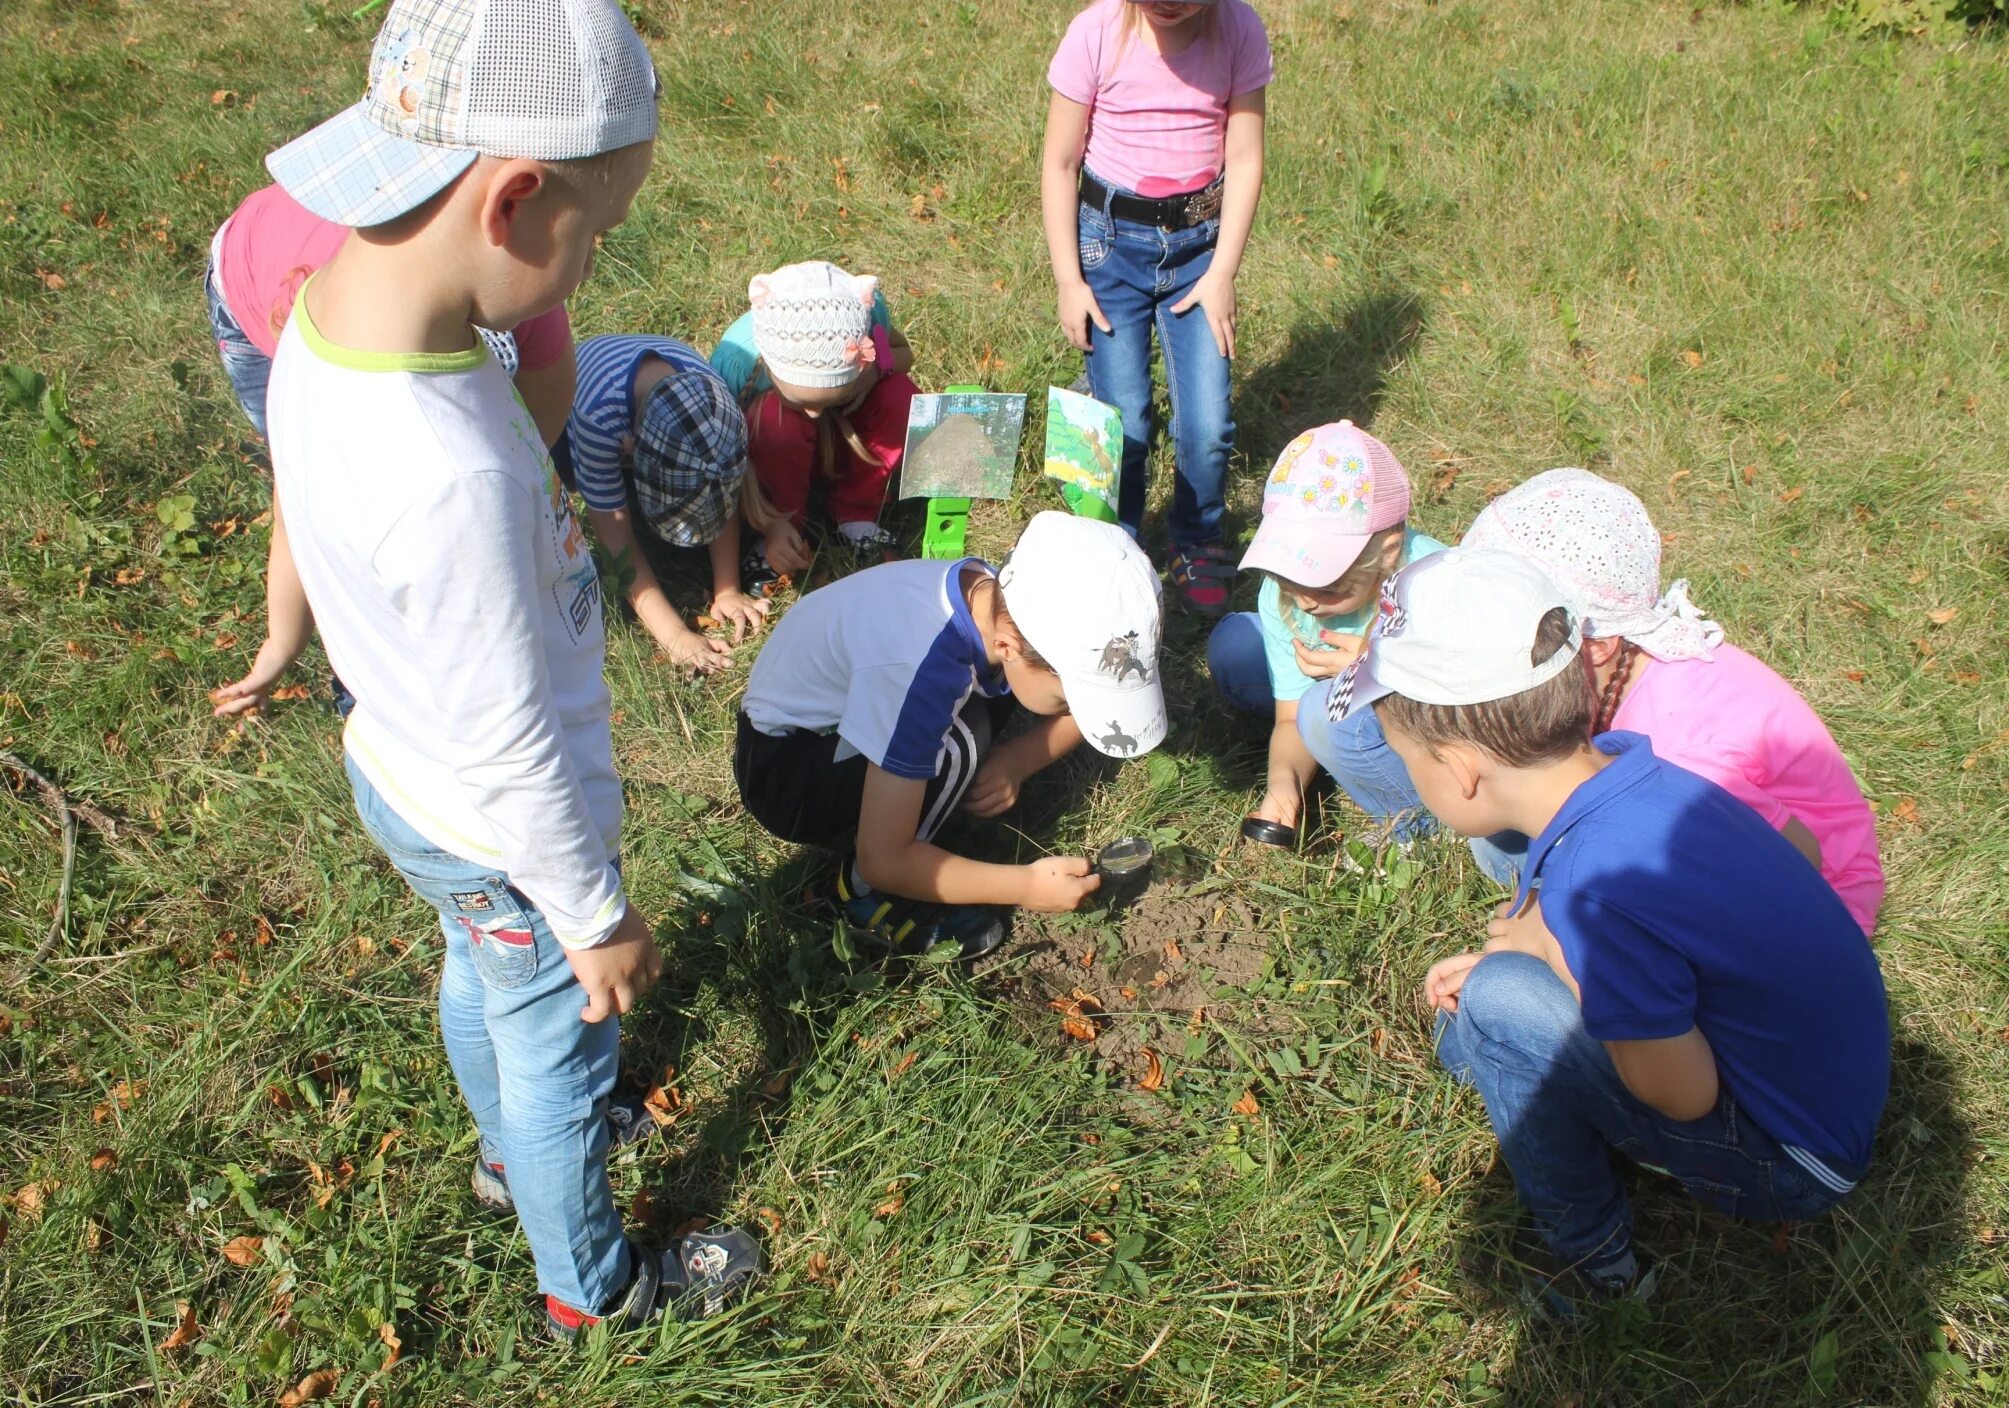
1238, 284, 1429, 471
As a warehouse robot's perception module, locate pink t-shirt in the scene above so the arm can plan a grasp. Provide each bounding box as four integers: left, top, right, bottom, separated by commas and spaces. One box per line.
1047, 0, 1273, 198
214, 185, 571, 369
1612, 644, 1884, 935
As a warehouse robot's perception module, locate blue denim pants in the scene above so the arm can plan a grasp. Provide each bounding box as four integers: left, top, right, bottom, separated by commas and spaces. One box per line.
1077, 175, 1234, 547
205, 261, 271, 439
346, 757, 629, 1314
1206, 612, 1436, 842
1436, 952, 1855, 1269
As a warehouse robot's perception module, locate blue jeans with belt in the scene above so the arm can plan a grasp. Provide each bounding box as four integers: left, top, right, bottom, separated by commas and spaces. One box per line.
345, 756, 629, 1315
1077, 173, 1234, 547
1436, 952, 1857, 1271
204, 262, 271, 438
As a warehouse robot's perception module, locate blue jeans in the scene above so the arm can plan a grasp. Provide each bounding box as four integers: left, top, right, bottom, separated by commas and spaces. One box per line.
1207, 613, 1436, 842
1436, 952, 1853, 1268
1467, 831, 1530, 888
205, 261, 270, 438
345, 757, 629, 1314
1078, 177, 1234, 547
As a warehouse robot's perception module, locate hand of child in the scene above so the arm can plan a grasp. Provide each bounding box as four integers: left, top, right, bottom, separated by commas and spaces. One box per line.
1291, 630, 1368, 681
761, 520, 812, 577
1170, 269, 1238, 360
1022, 855, 1102, 913
1425, 951, 1483, 1013
1249, 787, 1302, 831
565, 905, 663, 1023
1057, 279, 1113, 353
660, 624, 733, 676
1485, 894, 1557, 963
209, 636, 300, 718
963, 756, 1023, 818
708, 587, 771, 644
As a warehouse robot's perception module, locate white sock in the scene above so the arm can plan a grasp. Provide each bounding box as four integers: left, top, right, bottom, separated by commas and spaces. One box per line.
838, 520, 882, 544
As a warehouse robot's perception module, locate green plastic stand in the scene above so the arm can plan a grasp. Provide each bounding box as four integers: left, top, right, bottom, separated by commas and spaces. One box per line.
919, 384, 983, 560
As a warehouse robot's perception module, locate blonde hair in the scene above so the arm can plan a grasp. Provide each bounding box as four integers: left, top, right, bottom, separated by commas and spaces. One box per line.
737, 466, 786, 536
737, 359, 886, 486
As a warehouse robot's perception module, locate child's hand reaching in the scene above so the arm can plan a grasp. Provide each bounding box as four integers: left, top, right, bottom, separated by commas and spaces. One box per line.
210, 636, 302, 718
1021, 855, 1101, 913
761, 520, 812, 577
1291, 629, 1368, 681
708, 587, 771, 644
963, 756, 1024, 818
1057, 279, 1113, 353
1170, 268, 1239, 359
1425, 951, 1483, 1013
659, 624, 733, 676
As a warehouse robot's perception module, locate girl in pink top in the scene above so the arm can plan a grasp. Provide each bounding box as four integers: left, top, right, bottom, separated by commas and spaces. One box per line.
204, 184, 576, 448
1041, 0, 1271, 616
1462, 469, 1884, 934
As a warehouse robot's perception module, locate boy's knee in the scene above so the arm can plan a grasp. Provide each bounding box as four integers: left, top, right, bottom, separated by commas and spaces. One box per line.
1456, 951, 1580, 1051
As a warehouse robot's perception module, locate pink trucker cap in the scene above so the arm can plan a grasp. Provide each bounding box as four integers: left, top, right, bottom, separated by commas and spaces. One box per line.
1239, 420, 1412, 588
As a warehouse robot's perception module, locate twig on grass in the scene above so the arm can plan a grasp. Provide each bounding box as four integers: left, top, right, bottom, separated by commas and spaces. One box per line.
0, 749, 121, 969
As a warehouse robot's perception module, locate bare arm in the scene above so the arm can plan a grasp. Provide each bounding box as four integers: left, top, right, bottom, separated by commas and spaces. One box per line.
1041, 91, 1111, 352
584, 503, 729, 674
1170, 89, 1266, 360
1251, 696, 1318, 828
1606, 1031, 1721, 1122
964, 713, 1085, 818
857, 764, 1098, 911
514, 344, 577, 450
211, 498, 314, 716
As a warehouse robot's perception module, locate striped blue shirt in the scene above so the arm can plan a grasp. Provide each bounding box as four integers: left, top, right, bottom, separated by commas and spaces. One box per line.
564, 335, 720, 513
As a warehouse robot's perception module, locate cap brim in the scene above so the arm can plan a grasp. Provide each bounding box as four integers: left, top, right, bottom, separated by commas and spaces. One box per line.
1064, 672, 1168, 760
1238, 529, 1370, 588
1317, 653, 1395, 725
267, 103, 478, 228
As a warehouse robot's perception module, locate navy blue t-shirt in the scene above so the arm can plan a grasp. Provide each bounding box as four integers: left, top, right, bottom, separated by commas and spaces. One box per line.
1518, 732, 1889, 1175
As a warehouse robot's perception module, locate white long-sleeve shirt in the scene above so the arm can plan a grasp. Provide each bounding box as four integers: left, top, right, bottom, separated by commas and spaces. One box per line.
268, 284, 626, 948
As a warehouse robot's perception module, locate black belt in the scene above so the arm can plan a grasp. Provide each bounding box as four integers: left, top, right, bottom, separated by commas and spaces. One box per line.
1079, 171, 1224, 229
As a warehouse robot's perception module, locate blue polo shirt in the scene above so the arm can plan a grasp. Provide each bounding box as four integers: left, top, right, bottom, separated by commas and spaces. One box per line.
1519, 732, 1889, 1182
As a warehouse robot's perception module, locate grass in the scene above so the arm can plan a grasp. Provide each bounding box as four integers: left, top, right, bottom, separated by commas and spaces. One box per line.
2, 0, 2007, 1402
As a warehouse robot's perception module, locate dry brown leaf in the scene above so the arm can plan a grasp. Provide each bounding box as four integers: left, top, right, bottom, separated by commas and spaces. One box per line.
86, 1218, 106, 1254
873, 1190, 905, 1219
888, 1050, 917, 1081
373, 1127, 402, 1159
630, 1187, 659, 1226
1680, 349, 1704, 369
1120, 986, 1138, 1001
1843, 670, 1866, 683
1891, 797, 1921, 827
255, 915, 275, 947
1420, 1171, 1443, 1197
162, 1301, 201, 1350
221, 1234, 263, 1267
1148, 969, 1171, 990
1137, 1048, 1165, 1092
15, 1182, 54, 1216
89, 1148, 117, 1173
758, 1069, 793, 1098
1086, 1229, 1112, 1245
806, 1250, 832, 1282
1232, 1089, 1260, 1118
38, 269, 68, 290
1370, 1027, 1390, 1058
271, 684, 311, 702
1926, 607, 1958, 626
114, 567, 146, 585
210, 89, 238, 106
277, 1369, 341, 1406
1060, 1014, 1098, 1042
378, 1320, 402, 1370
1779, 485, 1805, 505
1741, 465, 1756, 485
1077, 947, 1095, 968
642, 1067, 685, 1125
757, 1206, 783, 1237
1162, 940, 1183, 964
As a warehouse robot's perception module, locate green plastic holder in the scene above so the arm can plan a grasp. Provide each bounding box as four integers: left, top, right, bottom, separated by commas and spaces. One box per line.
919, 384, 983, 560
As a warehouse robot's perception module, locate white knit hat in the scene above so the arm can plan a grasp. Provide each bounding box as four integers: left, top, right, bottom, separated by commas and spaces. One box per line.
747, 261, 879, 390
1461, 467, 1724, 662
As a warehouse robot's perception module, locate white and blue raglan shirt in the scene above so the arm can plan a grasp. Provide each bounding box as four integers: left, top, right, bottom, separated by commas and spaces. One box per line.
563, 334, 721, 514
741, 558, 1012, 777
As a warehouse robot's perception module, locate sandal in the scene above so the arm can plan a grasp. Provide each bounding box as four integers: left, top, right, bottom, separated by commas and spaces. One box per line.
1166, 543, 1236, 618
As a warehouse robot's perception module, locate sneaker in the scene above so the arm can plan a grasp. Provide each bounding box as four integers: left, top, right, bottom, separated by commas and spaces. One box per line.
1166, 543, 1235, 618
838, 522, 899, 565
471, 1156, 511, 1212
470, 1094, 668, 1213
741, 544, 784, 599
545, 1229, 765, 1342
836, 865, 1007, 962
1519, 1241, 1659, 1319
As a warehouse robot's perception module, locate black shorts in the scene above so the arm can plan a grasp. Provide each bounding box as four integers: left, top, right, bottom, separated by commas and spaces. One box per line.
734, 694, 1015, 848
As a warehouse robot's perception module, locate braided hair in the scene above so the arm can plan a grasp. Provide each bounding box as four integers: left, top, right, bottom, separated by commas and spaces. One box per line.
1592, 640, 1639, 736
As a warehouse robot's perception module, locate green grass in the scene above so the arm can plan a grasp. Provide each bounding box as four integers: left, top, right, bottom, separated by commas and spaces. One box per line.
3, 0, 2007, 1402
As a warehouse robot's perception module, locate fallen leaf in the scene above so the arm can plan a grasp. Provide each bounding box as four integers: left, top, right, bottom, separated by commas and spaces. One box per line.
1779, 485, 1805, 505
1891, 797, 1921, 827
1138, 1048, 1165, 1092
221, 1234, 263, 1267
373, 1127, 402, 1159
1148, 969, 1171, 990
162, 1301, 201, 1350
1120, 985, 1138, 1000
1926, 607, 1958, 626
1060, 1014, 1098, 1042
271, 685, 310, 702
758, 1069, 792, 1098
757, 1206, 783, 1237
805, 1250, 831, 1282
89, 1148, 117, 1172
86, 1218, 106, 1253
210, 89, 238, 107
888, 1050, 917, 1081
1232, 1089, 1260, 1118
15, 1182, 54, 1216
1741, 465, 1756, 485
1086, 1229, 1112, 1245
1162, 940, 1183, 964
873, 1190, 905, 1219
1078, 948, 1094, 968
114, 567, 146, 585
695, 614, 719, 629
377, 1320, 401, 1370
1369, 1028, 1390, 1058
277, 1369, 341, 1406
37, 270, 67, 290
1843, 670, 1866, 683
1680, 349, 1704, 369
642, 1067, 685, 1125
1420, 1170, 1443, 1197
630, 1186, 658, 1226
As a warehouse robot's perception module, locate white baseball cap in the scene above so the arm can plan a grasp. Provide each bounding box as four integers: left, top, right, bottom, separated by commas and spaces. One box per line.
1325, 547, 1583, 723
267, 0, 660, 229
997, 512, 1167, 759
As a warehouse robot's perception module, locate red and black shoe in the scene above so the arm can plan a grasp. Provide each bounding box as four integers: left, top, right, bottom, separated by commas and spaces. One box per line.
546, 1229, 766, 1342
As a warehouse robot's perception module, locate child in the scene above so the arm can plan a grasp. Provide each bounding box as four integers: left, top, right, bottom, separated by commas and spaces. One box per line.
1334, 547, 1889, 1309
257, 0, 759, 1338
735, 511, 1164, 956
710, 260, 916, 566
1204, 421, 1446, 847
1041, 0, 1270, 615
1460, 468, 1884, 933
205, 182, 576, 447
561, 332, 814, 675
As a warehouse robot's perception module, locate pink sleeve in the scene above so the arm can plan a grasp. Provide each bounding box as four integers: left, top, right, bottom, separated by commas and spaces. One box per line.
1046, 7, 1101, 107
1228, 3, 1275, 96
511, 305, 573, 374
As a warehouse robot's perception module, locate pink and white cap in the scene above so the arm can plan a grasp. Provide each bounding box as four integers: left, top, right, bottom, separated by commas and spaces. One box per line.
1239, 420, 1412, 588
1325, 547, 1583, 724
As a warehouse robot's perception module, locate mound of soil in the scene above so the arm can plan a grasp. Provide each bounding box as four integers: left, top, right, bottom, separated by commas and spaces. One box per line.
996, 882, 1277, 1072
905, 413, 1010, 497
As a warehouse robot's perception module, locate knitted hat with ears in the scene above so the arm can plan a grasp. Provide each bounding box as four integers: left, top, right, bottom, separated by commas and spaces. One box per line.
747, 260, 879, 389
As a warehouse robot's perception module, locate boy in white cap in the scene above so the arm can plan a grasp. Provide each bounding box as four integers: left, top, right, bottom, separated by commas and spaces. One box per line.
1204, 420, 1446, 849
711, 259, 918, 566
260, 0, 759, 1339
735, 511, 1165, 956
1333, 547, 1889, 1312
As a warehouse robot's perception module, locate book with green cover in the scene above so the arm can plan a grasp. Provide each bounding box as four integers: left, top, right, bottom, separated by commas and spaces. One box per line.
1042, 386, 1121, 524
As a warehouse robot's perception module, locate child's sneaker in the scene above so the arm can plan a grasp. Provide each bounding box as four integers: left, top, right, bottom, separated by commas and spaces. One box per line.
471, 1156, 512, 1212
1519, 1240, 1658, 1319
1166, 543, 1235, 618
545, 1229, 765, 1342
836, 865, 1007, 961
741, 544, 784, 599
470, 1094, 669, 1213
838, 522, 899, 565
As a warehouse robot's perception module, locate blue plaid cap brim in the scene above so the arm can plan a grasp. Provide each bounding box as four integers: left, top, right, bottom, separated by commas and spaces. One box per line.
631, 370, 748, 548
267, 102, 478, 228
